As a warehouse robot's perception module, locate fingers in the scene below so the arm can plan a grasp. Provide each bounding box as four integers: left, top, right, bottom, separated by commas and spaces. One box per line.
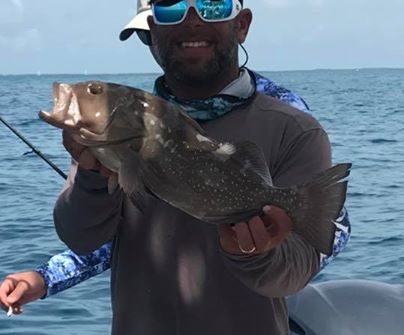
247, 216, 272, 251
7, 281, 29, 305
62, 131, 98, 170
0, 278, 14, 308
217, 206, 293, 255
62, 131, 113, 173
0, 278, 24, 316
217, 224, 238, 253
62, 131, 85, 161
77, 147, 100, 170
233, 222, 256, 254
0, 272, 46, 317
262, 206, 292, 245
218, 220, 266, 255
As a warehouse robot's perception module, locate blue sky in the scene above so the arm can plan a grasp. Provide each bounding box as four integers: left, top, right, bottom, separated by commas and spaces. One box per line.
1, 0, 403, 74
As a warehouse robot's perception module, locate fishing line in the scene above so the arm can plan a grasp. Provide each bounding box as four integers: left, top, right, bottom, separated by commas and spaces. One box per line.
0, 115, 67, 180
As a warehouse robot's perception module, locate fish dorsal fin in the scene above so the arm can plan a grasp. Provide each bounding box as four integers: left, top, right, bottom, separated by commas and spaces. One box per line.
230, 141, 273, 186
179, 109, 206, 134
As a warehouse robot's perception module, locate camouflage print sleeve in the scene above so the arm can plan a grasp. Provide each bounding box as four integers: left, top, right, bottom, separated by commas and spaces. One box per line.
35, 241, 112, 298
254, 71, 310, 113
253, 70, 352, 269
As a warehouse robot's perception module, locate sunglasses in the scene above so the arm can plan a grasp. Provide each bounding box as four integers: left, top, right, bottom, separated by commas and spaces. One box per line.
151, 0, 243, 25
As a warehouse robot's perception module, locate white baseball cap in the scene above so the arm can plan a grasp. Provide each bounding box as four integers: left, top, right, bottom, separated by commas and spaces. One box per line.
119, 0, 152, 45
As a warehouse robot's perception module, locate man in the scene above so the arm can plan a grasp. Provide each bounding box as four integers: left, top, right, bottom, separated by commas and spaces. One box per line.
50, 1, 349, 334
0, 1, 350, 330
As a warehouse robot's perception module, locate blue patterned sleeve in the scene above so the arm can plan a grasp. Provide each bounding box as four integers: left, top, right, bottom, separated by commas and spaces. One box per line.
319, 208, 351, 270
253, 70, 352, 267
254, 71, 310, 113
35, 241, 112, 298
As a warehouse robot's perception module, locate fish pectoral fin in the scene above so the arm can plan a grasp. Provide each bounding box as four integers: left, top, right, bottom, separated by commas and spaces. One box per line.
231, 141, 273, 186
119, 154, 148, 212
107, 174, 119, 194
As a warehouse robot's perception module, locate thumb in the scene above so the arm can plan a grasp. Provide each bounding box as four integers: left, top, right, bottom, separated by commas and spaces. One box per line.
6, 281, 29, 305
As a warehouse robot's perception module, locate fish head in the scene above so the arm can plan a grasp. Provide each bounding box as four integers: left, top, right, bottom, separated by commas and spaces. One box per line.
39, 81, 150, 147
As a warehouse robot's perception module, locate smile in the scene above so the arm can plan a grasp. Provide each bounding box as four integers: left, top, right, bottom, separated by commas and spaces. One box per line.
180, 41, 210, 48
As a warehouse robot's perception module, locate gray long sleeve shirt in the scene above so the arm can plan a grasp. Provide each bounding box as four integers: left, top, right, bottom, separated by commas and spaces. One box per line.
54, 93, 330, 335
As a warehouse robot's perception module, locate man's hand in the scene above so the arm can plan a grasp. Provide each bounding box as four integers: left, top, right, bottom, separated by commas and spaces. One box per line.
0, 272, 47, 316
217, 206, 292, 255
63, 130, 113, 177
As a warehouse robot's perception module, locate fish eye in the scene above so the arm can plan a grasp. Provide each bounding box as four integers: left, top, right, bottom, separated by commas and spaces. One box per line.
87, 83, 103, 95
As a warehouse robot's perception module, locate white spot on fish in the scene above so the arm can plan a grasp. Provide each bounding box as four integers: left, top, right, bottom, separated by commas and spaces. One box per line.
216, 143, 235, 155
150, 120, 156, 126
142, 101, 149, 108
196, 134, 212, 143
95, 112, 101, 118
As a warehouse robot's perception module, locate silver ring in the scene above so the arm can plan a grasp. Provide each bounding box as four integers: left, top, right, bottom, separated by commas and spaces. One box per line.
239, 245, 256, 254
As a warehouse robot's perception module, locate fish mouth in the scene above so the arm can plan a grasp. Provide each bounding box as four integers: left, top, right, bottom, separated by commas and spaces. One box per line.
52, 82, 71, 107
39, 82, 80, 131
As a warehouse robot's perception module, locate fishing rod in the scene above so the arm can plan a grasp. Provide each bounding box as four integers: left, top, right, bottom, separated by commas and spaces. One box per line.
0, 115, 67, 180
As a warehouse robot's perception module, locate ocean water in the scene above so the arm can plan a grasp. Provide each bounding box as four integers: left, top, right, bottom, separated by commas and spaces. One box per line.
0, 69, 403, 334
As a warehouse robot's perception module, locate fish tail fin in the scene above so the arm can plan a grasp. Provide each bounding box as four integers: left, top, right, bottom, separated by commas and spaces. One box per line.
276, 163, 351, 256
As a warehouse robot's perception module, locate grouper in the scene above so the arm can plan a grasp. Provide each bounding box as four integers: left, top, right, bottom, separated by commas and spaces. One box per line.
39, 81, 351, 256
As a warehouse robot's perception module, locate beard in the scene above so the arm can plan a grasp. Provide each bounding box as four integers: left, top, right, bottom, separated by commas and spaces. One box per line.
153, 30, 240, 88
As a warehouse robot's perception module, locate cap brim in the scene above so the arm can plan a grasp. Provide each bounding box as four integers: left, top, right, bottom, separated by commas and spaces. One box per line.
119, 9, 151, 41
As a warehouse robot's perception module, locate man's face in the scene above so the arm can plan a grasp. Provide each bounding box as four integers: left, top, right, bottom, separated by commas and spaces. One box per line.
148, 6, 250, 87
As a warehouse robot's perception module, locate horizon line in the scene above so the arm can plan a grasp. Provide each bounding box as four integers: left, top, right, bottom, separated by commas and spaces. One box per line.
1, 66, 403, 76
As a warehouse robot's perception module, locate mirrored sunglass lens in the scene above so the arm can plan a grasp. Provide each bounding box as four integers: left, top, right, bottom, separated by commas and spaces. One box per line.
154, 0, 187, 23
196, 0, 233, 20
